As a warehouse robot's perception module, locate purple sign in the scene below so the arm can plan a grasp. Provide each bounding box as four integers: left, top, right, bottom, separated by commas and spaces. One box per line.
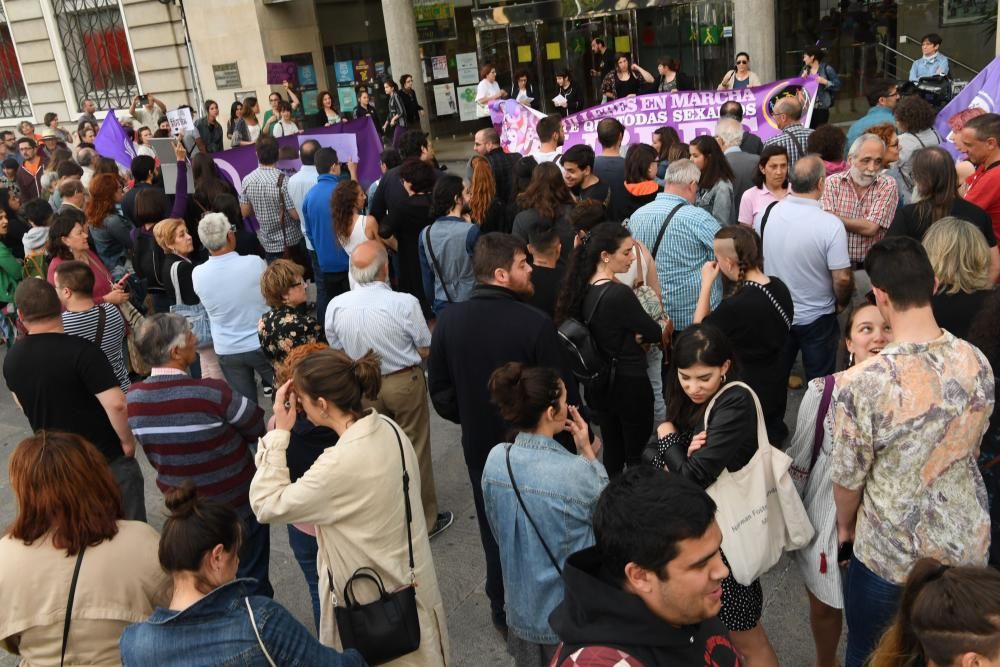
501, 77, 820, 155
266, 62, 297, 85
93, 109, 136, 170
212, 116, 383, 191
934, 55, 1000, 159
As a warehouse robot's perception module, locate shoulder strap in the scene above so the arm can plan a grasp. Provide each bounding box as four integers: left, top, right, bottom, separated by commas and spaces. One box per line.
905, 131, 926, 149
169, 259, 184, 304
383, 418, 415, 581
760, 200, 780, 240
94, 304, 107, 348
423, 224, 455, 303
277, 172, 289, 247
60, 546, 86, 667
583, 281, 614, 326
505, 444, 561, 574
782, 127, 805, 157
651, 201, 686, 259
244, 598, 278, 667
744, 281, 791, 329
810, 375, 835, 470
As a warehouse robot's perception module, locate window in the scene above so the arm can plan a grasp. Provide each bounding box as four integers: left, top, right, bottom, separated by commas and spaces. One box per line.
50, 0, 138, 110
0, 5, 31, 119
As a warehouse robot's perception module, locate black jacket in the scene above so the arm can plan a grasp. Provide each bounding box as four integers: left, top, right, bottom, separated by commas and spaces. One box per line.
508, 82, 541, 111
428, 284, 580, 464
549, 547, 741, 667
486, 147, 514, 205
556, 84, 583, 117
663, 384, 759, 489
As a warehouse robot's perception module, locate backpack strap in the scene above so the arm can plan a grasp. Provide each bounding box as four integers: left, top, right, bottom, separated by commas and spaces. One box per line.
423, 223, 455, 303
759, 200, 779, 241
651, 201, 686, 259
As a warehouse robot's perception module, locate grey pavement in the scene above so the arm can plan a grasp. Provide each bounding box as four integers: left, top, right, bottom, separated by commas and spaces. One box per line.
0, 346, 835, 667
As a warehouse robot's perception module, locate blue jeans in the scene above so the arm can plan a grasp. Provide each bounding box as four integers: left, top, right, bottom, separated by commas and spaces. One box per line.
844, 556, 901, 667
784, 311, 840, 381
217, 348, 275, 405
239, 514, 273, 598
287, 525, 321, 631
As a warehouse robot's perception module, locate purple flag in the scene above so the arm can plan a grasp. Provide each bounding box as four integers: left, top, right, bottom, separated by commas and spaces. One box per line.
93, 110, 136, 170
501, 77, 819, 155
934, 55, 1000, 158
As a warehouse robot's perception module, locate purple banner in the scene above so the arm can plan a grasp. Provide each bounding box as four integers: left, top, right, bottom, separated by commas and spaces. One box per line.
212, 116, 384, 191
93, 110, 136, 170
500, 77, 819, 156
934, 55, 1000, 159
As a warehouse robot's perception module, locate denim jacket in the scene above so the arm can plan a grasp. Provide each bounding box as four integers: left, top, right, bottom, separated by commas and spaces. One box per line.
482, 432, 609, 643
119, 578, 366, 666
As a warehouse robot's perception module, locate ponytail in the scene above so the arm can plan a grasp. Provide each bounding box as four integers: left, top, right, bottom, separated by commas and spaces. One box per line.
488, 362, 563, 429
293, 349, 382, 419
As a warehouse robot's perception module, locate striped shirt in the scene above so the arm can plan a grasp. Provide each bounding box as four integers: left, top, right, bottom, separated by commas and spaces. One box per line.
626, 193, 722, 330
325, 281, 431, 375
763, 122, 814, 167
61, 303, 130, 392
127, 373, 266, 518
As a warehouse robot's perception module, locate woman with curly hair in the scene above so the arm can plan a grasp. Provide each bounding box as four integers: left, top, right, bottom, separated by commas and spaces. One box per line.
468, 155, 506, 233
330, 179, 378, 290
86, 173, 133, 279
512, 161, 575, 265
807, 124, 848, 176
894, 95, 940, 185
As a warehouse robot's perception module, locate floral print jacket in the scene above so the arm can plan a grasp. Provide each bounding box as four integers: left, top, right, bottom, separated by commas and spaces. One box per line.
257, 304, 324, 365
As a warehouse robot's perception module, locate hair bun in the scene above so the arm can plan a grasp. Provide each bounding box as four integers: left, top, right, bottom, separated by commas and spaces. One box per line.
164, 480, 199, 519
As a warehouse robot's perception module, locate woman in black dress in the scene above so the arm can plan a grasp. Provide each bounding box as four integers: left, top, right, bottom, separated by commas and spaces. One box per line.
399, 74, 424, 127
601, 53, 654, 102
652, 324, 780, 667
693, 224, 793, 444
556, 222, 661, 475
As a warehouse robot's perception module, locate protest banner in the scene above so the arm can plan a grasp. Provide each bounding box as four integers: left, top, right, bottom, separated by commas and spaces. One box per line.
266, 62, 297, 85
499, 76, 820, 156
934, 55, 1000, 158
93, 111, 136, 170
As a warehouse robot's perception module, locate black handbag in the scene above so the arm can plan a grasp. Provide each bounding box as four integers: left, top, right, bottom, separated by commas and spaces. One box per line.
331, 419, 421, 665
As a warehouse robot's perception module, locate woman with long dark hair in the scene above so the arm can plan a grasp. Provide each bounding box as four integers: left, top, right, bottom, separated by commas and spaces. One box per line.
0, 187, 29, 259
230, 96, 261, 147
800, 46, 840, 128
314, 90, 341, 127
226, 100, 242, 143
331, 179, 378, 289
513, 162, 575, 265
353, 89, 379, 128
690, 134, 736, 226
399, 74, 424, 127
652, 324, 779, 667
601, 53, 654, 101
556, 222, 660, 476
738, 145, 789, 225
652, 126, 680, 182
383, 80, 406, 147
619, 143, 660, 220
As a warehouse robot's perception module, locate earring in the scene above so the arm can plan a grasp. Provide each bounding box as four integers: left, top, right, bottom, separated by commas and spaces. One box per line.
603, 258, 609, 263
848, 352, 855, 367
722, 373, 727, 384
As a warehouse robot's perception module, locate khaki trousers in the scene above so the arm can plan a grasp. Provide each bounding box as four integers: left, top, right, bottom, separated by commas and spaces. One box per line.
368, 366, 438, 530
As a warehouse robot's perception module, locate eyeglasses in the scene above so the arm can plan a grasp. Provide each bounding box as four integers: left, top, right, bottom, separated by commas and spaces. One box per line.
736, 60, 748, 65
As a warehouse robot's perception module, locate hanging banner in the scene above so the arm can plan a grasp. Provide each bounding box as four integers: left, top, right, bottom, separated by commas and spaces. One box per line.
934, 55, 1000, 158
498, 76, 819, 156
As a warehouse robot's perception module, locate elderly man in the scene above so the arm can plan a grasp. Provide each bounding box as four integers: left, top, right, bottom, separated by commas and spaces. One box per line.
128, 313, 271, 597
324, 240, 451, 537
754, 155, 853, 381
716, 117, 758, 207
763, 97, 813, 167
720, 101, 763, 154
192, 212, 274, 403
822, 134, 898, 302
627, 159, 722, 331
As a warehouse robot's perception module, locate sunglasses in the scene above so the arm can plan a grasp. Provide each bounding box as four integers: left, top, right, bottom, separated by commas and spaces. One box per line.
736, 60, 748, 64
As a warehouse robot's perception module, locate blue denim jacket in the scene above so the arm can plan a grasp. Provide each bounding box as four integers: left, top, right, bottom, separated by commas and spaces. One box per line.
119, 578, 366, 666
482, 432, 609, 643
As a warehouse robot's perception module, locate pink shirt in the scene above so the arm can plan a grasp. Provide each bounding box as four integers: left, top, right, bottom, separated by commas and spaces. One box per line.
738, 185, 790, 225
48, 250, 114, 303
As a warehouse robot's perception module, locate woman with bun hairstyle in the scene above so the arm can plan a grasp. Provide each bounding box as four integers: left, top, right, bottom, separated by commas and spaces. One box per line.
250, 349, 450, 665
120, 481, 363, 666
869, 558, 1000, 667
482, 362, 606, 666
0, 432, 168, 665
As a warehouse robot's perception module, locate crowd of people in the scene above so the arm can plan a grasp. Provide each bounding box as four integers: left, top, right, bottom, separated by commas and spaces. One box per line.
0, 48, 997, 667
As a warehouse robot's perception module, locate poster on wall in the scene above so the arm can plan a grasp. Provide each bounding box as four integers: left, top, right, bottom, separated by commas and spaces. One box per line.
433, 83, 457, 115
940, 0, 992, 25
457, 84, 478, 121
334, 61, 355, 84
456, 52, 478, 85
414, 0, 457, 43
337, 86, 357, 112
213, 63, 242, 89
431, 55, 449, 80
355, 59, 371, 84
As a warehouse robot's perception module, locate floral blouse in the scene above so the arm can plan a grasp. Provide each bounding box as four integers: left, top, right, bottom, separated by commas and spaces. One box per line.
257, 304, 324, 365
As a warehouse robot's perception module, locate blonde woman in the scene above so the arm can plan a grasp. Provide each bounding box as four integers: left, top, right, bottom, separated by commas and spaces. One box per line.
923, 217, 995, 339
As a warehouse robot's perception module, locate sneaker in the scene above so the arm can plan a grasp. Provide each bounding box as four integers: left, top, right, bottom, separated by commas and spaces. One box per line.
428, 511, 454, 539
262, 384, 274, 398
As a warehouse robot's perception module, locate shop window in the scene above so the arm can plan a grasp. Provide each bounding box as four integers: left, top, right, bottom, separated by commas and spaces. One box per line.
0, 6, 31, 119
50, 0, 138, 110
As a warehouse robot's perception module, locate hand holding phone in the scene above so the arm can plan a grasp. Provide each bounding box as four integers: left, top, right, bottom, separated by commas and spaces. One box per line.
837, 541, 854, 566
115, 273, 132, 290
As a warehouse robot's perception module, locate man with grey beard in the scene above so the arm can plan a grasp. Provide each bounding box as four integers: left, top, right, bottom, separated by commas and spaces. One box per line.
821, 133, 898, 302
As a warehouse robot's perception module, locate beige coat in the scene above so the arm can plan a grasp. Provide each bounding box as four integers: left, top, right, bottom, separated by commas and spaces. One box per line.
0, 521, 170, 666
250, 410, 450, 666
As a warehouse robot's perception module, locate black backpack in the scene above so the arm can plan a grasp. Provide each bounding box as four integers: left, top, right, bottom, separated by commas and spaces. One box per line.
556, 282, 615, 386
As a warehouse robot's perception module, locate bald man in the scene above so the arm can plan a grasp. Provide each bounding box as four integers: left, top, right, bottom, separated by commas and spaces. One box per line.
763, 96, 814, 167
324, 240, 452, 537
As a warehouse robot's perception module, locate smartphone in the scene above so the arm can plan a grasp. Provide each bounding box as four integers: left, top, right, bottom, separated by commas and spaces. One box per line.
837, 541, 854, 564
115, 272, 132, 288
138, 94, 148, 105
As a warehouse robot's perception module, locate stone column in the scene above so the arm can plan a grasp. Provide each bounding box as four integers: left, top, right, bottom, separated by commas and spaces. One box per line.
382, 1, 430, 133
734, 0, 777, 84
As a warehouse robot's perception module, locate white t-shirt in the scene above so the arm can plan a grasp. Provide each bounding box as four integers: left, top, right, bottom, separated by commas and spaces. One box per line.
343, 215, 370, 290
271, 120, 299, 137
247, 123, 261, 142
476, 79, 500, 105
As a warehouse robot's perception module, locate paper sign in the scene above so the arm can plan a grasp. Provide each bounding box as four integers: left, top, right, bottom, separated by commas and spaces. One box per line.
433, 83, 457, 115
546, 43, 561, 60
517, 45, 532, 63
614, 36, 630, 53
337, 86, 357, 112
723, 26, 734, 38
213, 63, 242, 89
334, 61, 355, 84
457, 52, 478, 85
166, 107, 195, 135
431, 55, 449, 80
457, 84, 478, 122
266, 62, 297, 85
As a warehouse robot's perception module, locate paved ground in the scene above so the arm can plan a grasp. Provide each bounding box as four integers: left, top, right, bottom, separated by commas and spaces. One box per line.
0, 336, 838, 666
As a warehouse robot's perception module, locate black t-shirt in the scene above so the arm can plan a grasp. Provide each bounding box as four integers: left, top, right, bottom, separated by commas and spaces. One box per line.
932, 288, 994, 340
578, 179, 611, 207
594, 156, 628, 222
3, 333, 123, 461
613, 73, 643, 100
585, 281, 661, 377
888, 198, 997, 247
525, 264, 564, 317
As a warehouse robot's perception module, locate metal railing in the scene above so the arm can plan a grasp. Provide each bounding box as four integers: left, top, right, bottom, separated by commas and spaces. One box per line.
898, 35, 980, 79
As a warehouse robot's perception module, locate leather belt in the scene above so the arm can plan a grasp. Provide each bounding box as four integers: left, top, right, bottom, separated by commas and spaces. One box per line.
385, 365, 418, 377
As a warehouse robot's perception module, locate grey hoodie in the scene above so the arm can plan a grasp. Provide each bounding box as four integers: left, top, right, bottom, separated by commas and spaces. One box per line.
22, 226, 49, 255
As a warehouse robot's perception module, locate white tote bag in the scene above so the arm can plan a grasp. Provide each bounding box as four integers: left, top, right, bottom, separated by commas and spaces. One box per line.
704, 382, 815, 586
